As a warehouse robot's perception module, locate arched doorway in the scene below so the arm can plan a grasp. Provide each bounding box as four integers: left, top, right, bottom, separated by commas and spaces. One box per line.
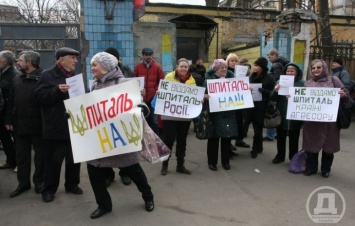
170, 14, 217, 64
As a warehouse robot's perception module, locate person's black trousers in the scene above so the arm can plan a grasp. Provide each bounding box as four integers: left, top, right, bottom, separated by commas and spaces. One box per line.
235, 110, 244, 141
146, 104, 159, 135
305, 151, 334, 173
87, 163, 154, 211
207, 137, 230, 165
15, 134, 44, 187
276, 128, 300, 160
162, 120, 191, 165
42, 139, 81, 195
0, 124, 16, 167
251, 121, 263, 153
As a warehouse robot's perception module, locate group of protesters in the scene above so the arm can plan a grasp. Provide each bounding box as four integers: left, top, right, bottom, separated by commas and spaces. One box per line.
0, 46, 350, 219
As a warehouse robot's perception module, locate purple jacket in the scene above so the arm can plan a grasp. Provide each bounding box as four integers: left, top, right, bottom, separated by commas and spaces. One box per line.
302, 76, 346, 154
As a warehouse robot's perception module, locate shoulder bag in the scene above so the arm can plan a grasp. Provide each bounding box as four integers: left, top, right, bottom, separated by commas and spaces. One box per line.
264, 101, 281, 128
196, 101, 214, 140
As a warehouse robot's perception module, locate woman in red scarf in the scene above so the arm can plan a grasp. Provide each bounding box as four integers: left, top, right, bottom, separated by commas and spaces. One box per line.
160, 58, 196, 175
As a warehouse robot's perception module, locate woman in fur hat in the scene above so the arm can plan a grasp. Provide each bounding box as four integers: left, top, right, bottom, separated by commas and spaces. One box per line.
248, 57, 275, 159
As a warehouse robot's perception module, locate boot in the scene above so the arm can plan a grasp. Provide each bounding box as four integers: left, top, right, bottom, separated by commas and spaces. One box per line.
176, 166, 191, 175
161, 161, 168, 175
176, 157, 191, 175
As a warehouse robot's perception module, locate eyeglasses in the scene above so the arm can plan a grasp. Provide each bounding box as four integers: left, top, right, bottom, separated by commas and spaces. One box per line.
219, 66, 227, 69
311, 66, 322, 70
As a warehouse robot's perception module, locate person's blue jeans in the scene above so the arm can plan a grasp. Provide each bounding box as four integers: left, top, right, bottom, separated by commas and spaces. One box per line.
266, 128, 276, 140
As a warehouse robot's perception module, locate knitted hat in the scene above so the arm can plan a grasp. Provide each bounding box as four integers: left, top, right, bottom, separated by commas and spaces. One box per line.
212, 59, 227, 71
332, 58, 343, 66
55, 47, 80, 60
92, 52, 118, 72
105, 47, 120, 61
254, 57, 268, 69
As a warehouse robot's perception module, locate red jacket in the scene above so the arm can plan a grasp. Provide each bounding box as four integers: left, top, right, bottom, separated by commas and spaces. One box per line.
134, 61, 164, 103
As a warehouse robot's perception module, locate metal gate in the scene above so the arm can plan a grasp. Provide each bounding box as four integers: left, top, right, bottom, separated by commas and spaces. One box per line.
0, 23, 81, 73
310, 40, 355, 80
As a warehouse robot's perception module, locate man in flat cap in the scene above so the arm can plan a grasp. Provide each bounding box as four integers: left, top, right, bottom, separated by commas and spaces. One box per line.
134, 48, 164, 135
35, 47, 82, 203
332, 58, 351, 88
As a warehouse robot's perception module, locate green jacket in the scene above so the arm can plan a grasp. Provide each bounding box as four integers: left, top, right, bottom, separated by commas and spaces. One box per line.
204, 69, 238, 138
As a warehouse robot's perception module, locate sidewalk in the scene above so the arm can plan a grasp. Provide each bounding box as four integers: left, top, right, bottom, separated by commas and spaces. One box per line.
0, 125, 354, 226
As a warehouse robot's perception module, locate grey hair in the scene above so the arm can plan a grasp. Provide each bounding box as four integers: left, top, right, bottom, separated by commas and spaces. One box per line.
19, 51, 41, 68
0, 50, 16, 66
267, 48, 279, 57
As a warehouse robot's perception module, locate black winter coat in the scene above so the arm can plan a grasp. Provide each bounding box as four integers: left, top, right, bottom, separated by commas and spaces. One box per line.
5, 68, 43, 135
270, 63, 304, 131
35, 65, 72, 140
249, 70, 275, 125
269, 56, 289, 81
204, 69, 238, 138
0, 66, 18, 114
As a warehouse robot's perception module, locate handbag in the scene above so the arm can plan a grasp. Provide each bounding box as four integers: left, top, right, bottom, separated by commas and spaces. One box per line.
140, 116, 171, 163
337, 101, 352, 129
196, 102, 214, 140
264, 101, 281, 128
289, 150, 306, 174
331, 77, 352, 129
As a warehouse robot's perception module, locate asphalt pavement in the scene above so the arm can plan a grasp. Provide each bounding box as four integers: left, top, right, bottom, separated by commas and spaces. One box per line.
0, 124, 354, 226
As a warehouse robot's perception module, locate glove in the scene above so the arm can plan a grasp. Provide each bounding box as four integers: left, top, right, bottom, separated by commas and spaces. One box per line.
64, 111, 70, 119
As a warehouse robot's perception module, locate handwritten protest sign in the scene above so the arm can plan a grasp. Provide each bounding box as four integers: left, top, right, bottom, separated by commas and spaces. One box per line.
155, 80, 205, 118
64, 80, 143, 163
66, 73, 86, 98
125, 77, 144, 91
250, 83, 262, 101
286, 87, 340, 122
278, 75, 294, 96
207, 77, 254, 112
235, 65, 249, 77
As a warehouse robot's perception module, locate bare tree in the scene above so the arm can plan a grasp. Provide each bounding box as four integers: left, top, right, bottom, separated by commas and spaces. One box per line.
318, 0, 333, 55
205, 0, 220, 7
3, 0, 79, 23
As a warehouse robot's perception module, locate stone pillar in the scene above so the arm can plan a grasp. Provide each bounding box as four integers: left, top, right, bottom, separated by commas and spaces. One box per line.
277, 9, 317, 79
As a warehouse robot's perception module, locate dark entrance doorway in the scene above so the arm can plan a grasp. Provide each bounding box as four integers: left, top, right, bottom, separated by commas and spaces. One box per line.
176, 37, 199, 63
170, 14, 217, 64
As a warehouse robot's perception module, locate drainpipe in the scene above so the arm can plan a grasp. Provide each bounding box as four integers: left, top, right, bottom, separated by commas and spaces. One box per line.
216, 26, 219, 59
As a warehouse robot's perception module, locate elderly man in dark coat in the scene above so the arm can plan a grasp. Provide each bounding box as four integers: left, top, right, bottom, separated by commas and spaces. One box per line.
0, 50, 17, 169
35, 47, 82, 203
